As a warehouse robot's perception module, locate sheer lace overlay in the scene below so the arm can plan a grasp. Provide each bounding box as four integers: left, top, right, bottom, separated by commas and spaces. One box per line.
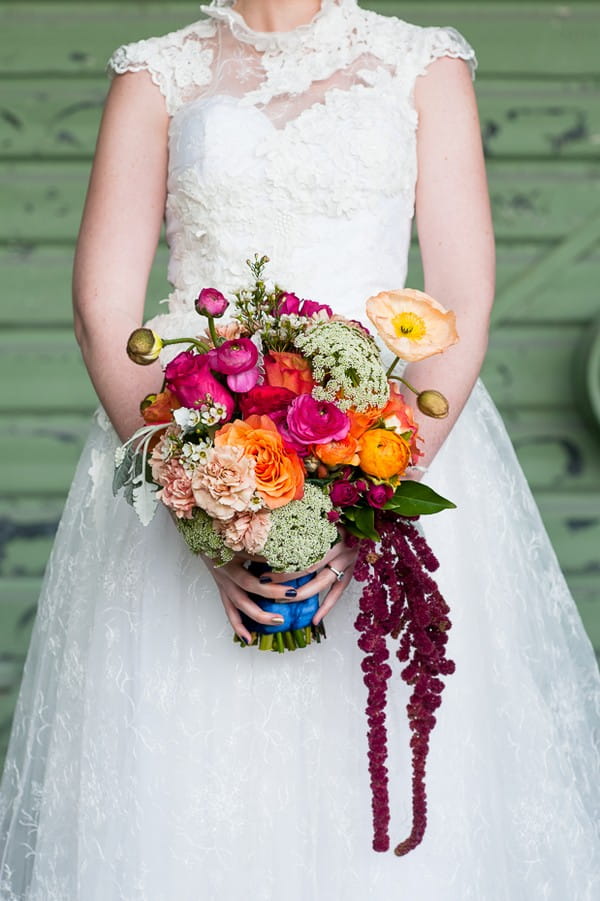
1, 2, 599, 900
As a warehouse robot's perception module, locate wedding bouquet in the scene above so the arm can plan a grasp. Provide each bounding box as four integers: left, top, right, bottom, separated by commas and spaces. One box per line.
115, 255, 459, 855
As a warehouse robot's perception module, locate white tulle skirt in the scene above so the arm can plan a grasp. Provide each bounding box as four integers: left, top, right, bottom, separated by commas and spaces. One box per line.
1, 379, 599, 900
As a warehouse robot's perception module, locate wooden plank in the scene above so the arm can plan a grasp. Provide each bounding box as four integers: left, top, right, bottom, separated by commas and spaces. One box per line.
0, 245, 171, 326
3, 407, 600, 498
0, 486, 597, 583
3, 76, 600, 161
1, 3, 600, 77
0, 323, 586, 414
478, 78, 600, 161
491, 209, 600, 326
406, 242, 600, 323
1, 160, 600, 244
502, 409, 600, 492
3, 242, 597, 328
481, 324, 580, 409
0, 499, 63, 580
0, 414, 91, 496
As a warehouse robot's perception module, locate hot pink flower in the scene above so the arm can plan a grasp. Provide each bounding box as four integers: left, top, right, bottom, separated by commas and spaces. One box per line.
165, 351, 234, 417
299, 299, 333, 318
366, 483, 394, 509
211, 338, 258, 375
226, 367, 260, 393
195, 287, 229, 318
277, 292, 301, 315
286, 395, 350, 446
329, 480, 360, 508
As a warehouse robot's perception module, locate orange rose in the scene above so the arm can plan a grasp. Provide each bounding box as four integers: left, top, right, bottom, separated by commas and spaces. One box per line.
347, 407, 383, 439
315, 433, 360, 467
215, 415, 305, 509
263, 352, 315, 395
141, 390, 180, 424
359, 429, 411, 480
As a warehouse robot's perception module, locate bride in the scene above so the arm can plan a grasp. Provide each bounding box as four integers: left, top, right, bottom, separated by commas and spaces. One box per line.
1, 1, 599, 898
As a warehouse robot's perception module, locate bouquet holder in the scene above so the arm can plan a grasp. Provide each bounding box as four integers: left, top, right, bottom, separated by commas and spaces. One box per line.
237, 562, 325, 652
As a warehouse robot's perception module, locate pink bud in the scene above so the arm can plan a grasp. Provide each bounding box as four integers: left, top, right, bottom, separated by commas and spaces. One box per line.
195, 288, 229, 318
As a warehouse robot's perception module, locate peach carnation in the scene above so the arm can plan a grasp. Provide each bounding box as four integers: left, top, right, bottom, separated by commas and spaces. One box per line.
191, 445, 256, 521
156, 459, 195, 519
214, 509, 272, 555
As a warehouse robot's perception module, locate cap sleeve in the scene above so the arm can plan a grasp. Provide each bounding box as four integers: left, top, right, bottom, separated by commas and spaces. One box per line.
416, 26, 477, 80
107, 36, 174, 108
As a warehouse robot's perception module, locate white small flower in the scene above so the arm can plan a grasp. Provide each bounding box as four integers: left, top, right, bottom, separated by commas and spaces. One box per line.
173, 407, 202, 431
248, 494, 264, 511
114, 445, 127, 466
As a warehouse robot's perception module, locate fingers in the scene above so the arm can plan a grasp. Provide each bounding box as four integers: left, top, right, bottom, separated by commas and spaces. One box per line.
313, 561, 356, 626
212, 568, 288, 628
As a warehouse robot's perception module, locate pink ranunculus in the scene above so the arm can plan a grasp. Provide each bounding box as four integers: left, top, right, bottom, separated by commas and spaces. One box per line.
329, 480, 360, 508
195, 287, 229, 318
286, 395, 350, 446
277, 292, 301, 315
155, 459, 195, 518
165, 351, 234, 417
214, 509, 272, 555
300, 299, 333, 318
191, 445, 257, 521
211, 338, 259, 375
226, 367, 260, 393
366, 483, 394, 509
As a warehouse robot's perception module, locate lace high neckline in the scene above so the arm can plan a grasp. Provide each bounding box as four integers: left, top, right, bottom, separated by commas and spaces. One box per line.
200, 0, 356, 51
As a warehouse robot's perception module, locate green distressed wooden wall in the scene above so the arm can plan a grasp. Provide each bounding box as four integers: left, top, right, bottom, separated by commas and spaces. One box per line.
1, 1, 599, 767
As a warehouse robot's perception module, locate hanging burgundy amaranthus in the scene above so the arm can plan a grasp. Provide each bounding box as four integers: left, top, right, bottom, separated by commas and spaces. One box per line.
352, 513, 455, 856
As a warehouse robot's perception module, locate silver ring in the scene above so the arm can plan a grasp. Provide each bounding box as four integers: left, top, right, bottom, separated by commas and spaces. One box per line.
327, 563, 345, 582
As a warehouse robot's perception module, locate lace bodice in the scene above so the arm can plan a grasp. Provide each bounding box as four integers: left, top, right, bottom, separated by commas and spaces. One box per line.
107, 0, 476, 328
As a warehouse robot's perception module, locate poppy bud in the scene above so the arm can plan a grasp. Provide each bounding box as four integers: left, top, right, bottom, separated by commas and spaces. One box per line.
416, 390, 449, 419
126, 328, 163, 365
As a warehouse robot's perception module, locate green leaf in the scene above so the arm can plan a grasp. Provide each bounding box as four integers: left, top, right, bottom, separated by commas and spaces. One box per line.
353, 506, 381, 542
384, 480, 457, 516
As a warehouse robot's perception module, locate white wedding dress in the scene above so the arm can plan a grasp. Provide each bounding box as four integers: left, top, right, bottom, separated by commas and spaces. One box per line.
1, 1, 599, 898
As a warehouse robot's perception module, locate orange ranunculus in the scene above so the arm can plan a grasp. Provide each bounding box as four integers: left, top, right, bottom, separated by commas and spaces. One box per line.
358, 428, 411, 480
347, 407, 383, 439
366, 288, 459, 362
263, 351, 315, 395
315, 433, 360, 467
215, 415, 305, 509
382, 382, 423, 463
141, 389, 180, 424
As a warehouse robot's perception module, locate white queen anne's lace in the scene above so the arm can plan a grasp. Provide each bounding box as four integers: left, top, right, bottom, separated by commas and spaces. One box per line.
2, 3, 599, 899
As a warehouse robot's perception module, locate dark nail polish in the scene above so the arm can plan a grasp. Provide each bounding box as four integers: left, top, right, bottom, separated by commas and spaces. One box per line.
285, 589, 297, 598
259, 575, 272, 584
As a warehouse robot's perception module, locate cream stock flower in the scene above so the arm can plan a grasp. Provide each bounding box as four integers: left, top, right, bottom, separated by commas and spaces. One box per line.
191, 445, 257, 521
366, 289, 458, 362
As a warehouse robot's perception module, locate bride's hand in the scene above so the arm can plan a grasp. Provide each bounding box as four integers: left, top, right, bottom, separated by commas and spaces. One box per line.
204, 538, 358, 644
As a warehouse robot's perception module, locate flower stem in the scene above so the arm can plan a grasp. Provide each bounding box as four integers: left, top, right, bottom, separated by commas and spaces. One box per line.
162, 336, 210, 353
386, 357, 400, 378
207, 317, 222, 348
388, 374, 420, 396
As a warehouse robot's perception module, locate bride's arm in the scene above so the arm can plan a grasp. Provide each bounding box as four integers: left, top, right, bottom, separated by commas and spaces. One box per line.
73, 70, 169, 443
408, 56, 496, 467
72, 71, 344, 635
